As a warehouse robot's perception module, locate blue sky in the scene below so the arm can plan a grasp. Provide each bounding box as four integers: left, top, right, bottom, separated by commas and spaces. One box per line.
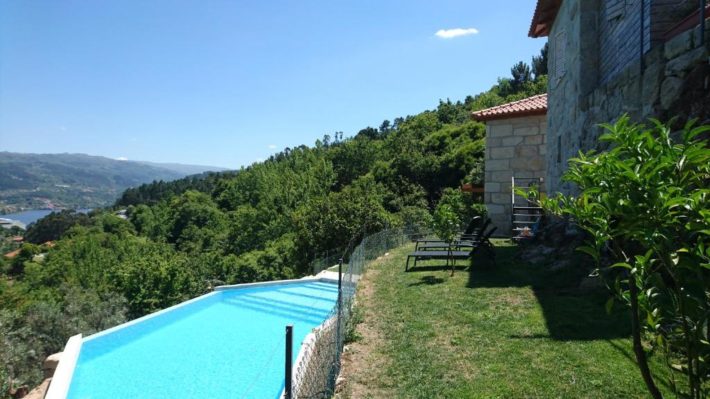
0, 1, 545, 169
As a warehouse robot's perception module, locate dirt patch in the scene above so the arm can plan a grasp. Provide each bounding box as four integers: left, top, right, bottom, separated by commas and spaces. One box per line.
337, 254, 395, 399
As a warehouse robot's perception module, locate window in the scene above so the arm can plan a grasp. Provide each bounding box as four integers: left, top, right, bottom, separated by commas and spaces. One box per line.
606, 0, 625, 21
553, 30, 566, 82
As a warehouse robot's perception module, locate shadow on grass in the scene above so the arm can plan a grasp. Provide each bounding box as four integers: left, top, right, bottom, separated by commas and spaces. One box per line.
406, 263, 468, 273
467, 244, 631, 341
408, 275, 445, 287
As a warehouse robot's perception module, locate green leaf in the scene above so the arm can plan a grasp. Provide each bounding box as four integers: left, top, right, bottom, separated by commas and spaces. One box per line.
575, 245, 599, 261
610, 262, 632, 270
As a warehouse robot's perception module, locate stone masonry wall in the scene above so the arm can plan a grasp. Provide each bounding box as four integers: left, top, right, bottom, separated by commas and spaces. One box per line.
547, 0, 599, 195
484, 115, 547, 236
547, 0, 710, 196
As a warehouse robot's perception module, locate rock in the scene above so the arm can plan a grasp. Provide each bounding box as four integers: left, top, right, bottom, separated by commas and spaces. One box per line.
335, 376, 347, 393
564, 224, 581, 238
664, 29, 694, 60
579, 275, 605, 292
549, 259, 571, 271
22, 379, 51, 399
539, 246, 556, 256
528, 256, 546, 265
43, 352, 62, 378
10, 385, 29, 399
665, 47, 708, 78
660, 77, 685, 110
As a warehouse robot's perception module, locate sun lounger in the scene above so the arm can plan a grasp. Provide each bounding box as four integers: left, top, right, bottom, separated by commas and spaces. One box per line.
406, 226, 497, 272
415, 218, 491, 250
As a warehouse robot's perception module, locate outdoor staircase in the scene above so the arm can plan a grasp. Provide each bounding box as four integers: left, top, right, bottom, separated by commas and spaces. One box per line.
511, 176, 544, 241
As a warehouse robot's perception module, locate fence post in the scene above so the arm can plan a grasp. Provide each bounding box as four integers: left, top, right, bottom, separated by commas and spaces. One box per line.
285, 325, 293, 399
336, 257, 343, 364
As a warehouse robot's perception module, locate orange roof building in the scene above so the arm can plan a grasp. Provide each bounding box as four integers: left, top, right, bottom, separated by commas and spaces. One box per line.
472, 94, 547, 122
472, 94, 547, 237
4, 249, 21, 259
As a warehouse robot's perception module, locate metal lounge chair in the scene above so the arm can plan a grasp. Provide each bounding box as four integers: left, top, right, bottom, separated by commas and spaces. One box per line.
406, 226, 497, 272
415, 216, 482, 248
415, 218, 491, 250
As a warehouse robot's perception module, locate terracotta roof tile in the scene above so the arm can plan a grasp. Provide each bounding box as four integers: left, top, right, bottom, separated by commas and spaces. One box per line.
4, 249, 21, 259
529, 0, 562, 38
472, 93, 547, 122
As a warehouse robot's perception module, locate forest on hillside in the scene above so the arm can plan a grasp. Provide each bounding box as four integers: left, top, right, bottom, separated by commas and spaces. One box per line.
0, 45, 548, 397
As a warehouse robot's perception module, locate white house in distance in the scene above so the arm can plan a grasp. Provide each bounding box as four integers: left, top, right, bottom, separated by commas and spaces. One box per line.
472, 94, 548, 237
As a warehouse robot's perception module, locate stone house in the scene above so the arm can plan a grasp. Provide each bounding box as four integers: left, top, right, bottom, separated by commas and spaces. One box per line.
529, 0, 710, 195
473, 94, 548, 236
474, 1, 709, 236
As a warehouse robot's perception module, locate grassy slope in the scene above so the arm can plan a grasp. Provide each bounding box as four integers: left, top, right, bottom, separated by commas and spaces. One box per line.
342, 240, 673, 398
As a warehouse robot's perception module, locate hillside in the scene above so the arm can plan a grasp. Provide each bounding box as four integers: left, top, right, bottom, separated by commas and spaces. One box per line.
0, 152, 227, 212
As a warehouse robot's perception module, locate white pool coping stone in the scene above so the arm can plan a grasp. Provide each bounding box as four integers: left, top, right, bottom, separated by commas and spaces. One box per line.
44, 334, 82, 399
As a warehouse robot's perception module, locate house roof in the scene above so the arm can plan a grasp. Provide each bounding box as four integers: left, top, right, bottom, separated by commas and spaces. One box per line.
471, 94, 547, 122
4, 249, 20, 259
529, 0, 562, 38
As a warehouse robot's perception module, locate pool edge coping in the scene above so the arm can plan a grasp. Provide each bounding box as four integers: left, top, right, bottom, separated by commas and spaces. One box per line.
45, 334, 82, 399
214, 275, 339, 291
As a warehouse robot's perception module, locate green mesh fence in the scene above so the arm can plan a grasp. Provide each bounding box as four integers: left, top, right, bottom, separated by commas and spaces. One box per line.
291, 227, 427, 398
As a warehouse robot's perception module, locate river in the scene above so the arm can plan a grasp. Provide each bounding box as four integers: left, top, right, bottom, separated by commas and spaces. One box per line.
1, 209, 92, 226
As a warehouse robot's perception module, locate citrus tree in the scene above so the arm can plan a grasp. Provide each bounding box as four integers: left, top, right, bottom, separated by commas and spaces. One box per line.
432, 203, 461, 275
537, 116, 710, 398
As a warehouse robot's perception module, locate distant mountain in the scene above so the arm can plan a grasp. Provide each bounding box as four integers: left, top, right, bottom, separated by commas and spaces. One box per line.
0, 152, 227, 212
135, 160, 228, 176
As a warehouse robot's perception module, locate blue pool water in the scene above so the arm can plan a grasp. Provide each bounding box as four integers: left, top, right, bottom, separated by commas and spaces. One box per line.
67, 280, 339, 399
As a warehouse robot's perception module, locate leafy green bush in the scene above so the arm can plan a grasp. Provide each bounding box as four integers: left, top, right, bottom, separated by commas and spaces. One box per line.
24, 210, 91, 244
538, 116, 710, 398
432, 203, 461, 276
438, 187, 485, 227
395, 206, 433, 235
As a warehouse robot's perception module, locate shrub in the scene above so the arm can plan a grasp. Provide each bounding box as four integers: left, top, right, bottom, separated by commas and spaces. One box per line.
432, 203, 461, 276
538, 116, 710, 398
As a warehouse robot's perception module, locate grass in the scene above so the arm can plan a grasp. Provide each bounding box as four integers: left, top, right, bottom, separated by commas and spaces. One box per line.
340, 240, 673, 398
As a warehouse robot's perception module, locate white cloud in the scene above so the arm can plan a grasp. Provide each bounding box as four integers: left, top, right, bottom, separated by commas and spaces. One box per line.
116, 157, 128, 161
268, 144, 277, 149
435, 27, 479, 39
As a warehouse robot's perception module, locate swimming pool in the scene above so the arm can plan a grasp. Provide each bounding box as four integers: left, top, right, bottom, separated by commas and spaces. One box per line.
62, 280, 339, 399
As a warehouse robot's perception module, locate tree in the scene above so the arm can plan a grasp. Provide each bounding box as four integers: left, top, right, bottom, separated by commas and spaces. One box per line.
537, 116, 710, 398
510, 61, 532, 92
532, 42, 549, 79
432, 203, 460, 276
24, 210, 91, 244
379, 120, 392, 134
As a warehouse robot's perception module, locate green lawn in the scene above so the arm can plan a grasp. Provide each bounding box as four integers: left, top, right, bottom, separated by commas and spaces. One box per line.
340, 240, 673, 398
